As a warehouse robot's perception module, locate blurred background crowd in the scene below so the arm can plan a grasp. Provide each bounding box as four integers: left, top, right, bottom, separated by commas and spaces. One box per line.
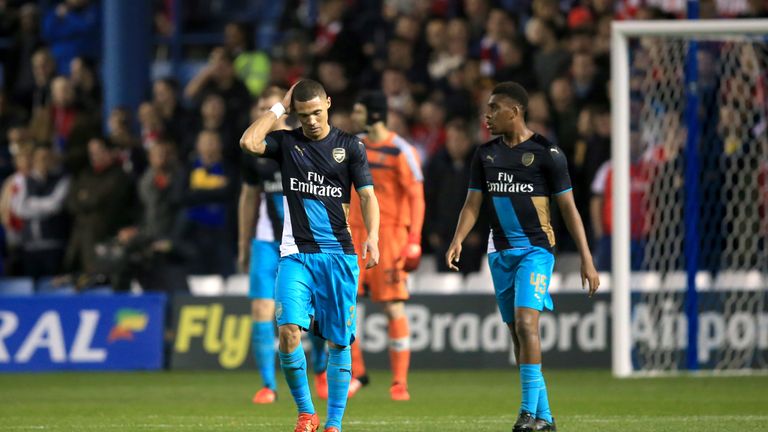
0, 0, 765, 292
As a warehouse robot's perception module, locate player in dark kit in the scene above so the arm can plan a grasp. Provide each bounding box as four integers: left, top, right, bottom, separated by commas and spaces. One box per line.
446, 82, 599, 432
240, 79, 380, 432
239, 87, 331, 405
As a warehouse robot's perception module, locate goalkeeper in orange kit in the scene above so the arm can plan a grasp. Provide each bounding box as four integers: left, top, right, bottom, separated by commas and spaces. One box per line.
348, 91, 425, 401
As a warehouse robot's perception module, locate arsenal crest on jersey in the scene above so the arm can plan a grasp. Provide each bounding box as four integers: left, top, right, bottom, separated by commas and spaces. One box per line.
522, 152, 535, 166
332, 147, 346, 163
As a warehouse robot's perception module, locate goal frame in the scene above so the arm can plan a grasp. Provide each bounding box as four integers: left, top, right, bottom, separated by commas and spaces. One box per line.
610, 19, 768, 378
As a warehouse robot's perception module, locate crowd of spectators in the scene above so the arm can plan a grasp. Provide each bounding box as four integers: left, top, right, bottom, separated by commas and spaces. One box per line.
0, 0, 766, 291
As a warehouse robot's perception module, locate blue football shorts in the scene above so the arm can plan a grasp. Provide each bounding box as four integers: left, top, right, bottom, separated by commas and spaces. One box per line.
274, 252, 359, 347
488, 246, 555, 323
248, 239, 280, 299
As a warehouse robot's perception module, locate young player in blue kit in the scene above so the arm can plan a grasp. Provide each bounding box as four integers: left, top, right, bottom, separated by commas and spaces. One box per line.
446, 82, 600, 432
240, 79, 380, 432
239, 87, 330, 404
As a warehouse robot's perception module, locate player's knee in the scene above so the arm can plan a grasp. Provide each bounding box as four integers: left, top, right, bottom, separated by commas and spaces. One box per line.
514, 315, 539, 343
278, 325, 301, 352
384, 301, 405, 319
328, 342, 347, 350
251, 299, 275, 321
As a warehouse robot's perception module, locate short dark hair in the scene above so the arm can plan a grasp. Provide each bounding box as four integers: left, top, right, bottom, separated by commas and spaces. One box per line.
292, 79, 327, 105
491, 81, 529, 110
356, 90, 388, 125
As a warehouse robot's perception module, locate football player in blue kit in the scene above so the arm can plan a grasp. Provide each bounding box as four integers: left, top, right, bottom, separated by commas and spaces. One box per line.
240, 79, 380, 432
446, 82, 600, 432
239, 87, 331, 404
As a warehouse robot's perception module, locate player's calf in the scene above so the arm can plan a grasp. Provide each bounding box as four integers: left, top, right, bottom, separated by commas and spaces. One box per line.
325, 346, 352, 430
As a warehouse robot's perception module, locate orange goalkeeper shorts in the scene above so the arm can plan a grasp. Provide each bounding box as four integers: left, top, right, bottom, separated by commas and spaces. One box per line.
351, 224, 409, 302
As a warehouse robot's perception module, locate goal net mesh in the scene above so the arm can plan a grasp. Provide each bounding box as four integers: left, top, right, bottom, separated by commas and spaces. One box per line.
628, 34, 768, 373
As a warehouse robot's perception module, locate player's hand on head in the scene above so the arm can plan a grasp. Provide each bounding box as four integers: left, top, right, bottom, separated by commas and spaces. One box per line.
581, 259, 600, 297
363, 238, 380, 269
445, 242, 462, 272
282, 81, 300, 114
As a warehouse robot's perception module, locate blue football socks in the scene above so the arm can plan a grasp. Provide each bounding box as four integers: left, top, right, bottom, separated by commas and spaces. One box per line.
326, 346, 352, 430
310, 333, 328, 374
279, 345, 314, 414
519, 364, 542, 415
251, 321, 276, 390
537, 372, 553, 422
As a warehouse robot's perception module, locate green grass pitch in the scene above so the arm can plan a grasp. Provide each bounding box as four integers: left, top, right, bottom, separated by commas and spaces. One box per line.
1, 369, 767, 431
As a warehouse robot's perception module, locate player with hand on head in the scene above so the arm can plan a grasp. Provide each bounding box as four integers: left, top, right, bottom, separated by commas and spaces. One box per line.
445, 82, 599, 432
347, 91, 425, 401
239, 86, 330, 405
240, 79, 380, 432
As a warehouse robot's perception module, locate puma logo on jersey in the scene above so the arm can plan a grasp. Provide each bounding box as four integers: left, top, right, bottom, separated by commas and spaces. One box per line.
294, 145, 305, 156
486, 155, 496, 163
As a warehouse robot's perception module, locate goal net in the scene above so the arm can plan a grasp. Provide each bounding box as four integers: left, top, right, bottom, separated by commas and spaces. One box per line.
611, 20, 768, 376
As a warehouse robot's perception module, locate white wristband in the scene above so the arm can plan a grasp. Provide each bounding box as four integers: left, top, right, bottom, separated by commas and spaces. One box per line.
269, 102, 286, 118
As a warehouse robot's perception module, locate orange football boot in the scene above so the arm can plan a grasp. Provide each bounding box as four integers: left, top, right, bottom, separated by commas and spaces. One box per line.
251, 387, 276, 404
390, 383, 410, 401
294, 413, 319, 432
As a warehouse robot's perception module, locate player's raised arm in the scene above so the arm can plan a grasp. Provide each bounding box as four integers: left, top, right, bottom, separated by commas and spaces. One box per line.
240, 82, 297, 154
446, 190, 483, 271
554, 190, 599, 296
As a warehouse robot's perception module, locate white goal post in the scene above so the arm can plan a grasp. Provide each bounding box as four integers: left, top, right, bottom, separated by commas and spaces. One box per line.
611, 19, 768, 377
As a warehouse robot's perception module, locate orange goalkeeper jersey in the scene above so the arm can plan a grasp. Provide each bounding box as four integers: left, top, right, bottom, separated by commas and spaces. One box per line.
349, 132, 423, 228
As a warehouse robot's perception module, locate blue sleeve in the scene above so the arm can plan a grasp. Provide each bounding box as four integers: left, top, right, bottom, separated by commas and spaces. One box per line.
349, 140, 373, 190
544, 146, 572, 195
262, 130, 284, 160
468, 148, 485, 192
